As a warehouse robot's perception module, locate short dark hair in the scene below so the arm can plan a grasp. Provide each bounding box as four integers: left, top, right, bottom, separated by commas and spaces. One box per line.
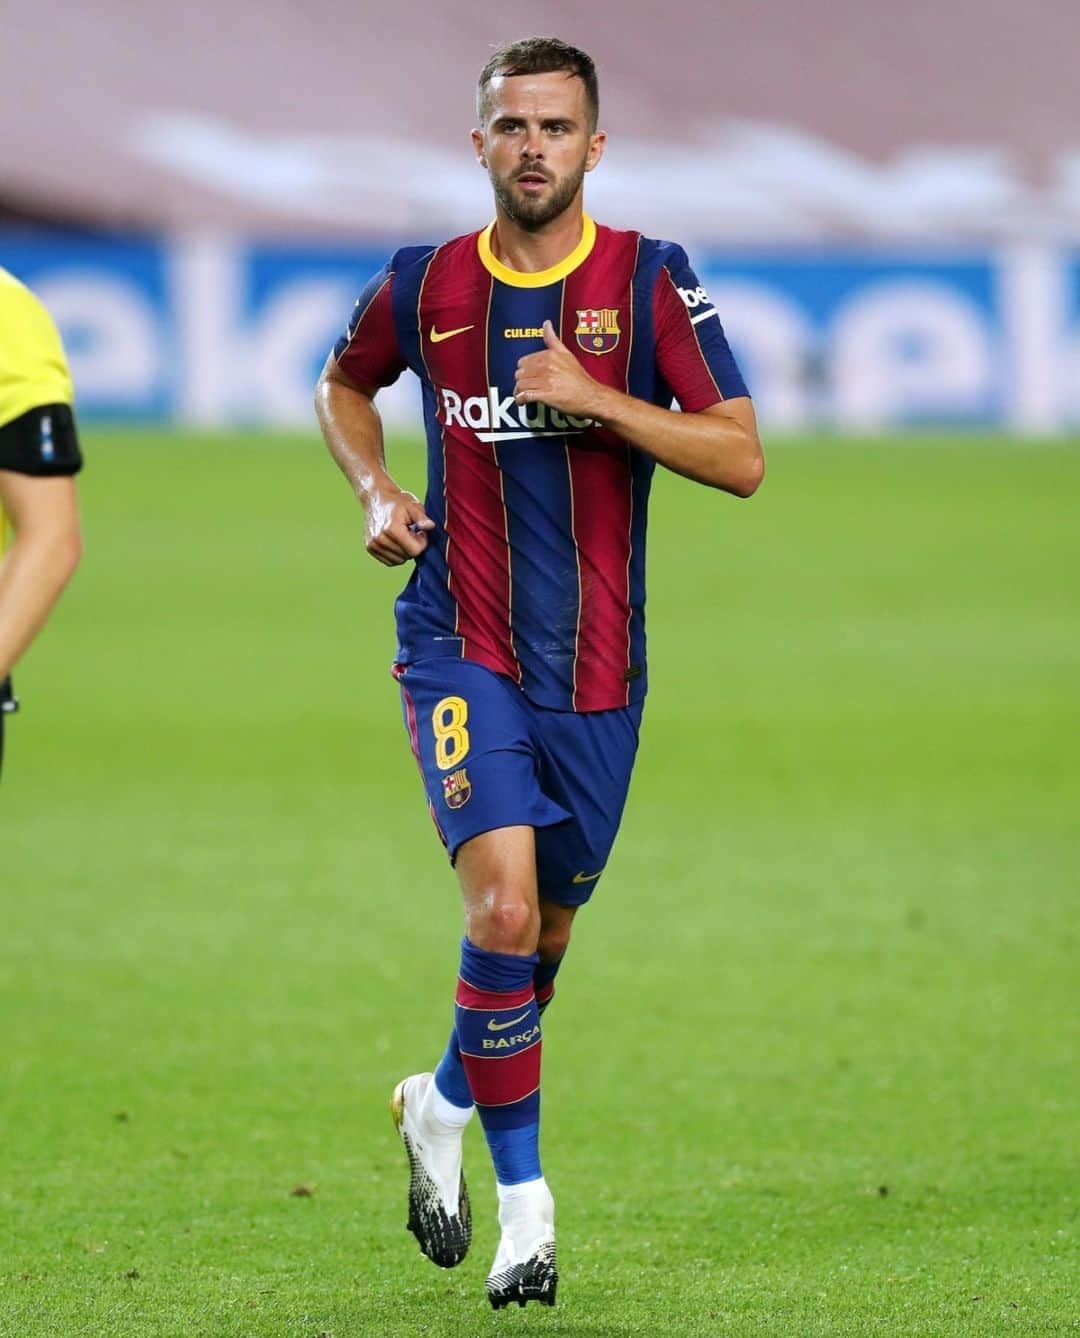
477, 37, 599, 131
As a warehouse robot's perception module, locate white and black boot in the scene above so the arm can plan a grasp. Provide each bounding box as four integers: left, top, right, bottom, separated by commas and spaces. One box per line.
390, 1073, 472, 1268
485, 1177, 557, 1309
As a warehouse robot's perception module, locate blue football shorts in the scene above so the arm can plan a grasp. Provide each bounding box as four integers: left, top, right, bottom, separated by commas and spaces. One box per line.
392, 657, 643, 906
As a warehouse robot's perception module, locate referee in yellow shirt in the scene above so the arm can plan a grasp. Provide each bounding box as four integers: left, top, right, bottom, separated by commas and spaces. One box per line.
0, 266, 84, 780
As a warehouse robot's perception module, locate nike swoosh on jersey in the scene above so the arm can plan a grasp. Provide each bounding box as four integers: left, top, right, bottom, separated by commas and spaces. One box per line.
572, 869, 604, 884
487, 1010, 531, 1032
429, 324, 475, 343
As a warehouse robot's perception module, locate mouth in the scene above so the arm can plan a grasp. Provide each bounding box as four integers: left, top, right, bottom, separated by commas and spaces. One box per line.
515, 171, 550, 191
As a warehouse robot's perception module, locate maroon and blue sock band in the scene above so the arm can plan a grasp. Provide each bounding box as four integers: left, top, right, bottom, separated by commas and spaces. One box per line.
435, 950, 564, 1108
452, 938, 542, 1184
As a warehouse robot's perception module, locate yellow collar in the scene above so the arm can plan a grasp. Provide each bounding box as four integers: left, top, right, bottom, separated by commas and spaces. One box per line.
477, 214, 597, 287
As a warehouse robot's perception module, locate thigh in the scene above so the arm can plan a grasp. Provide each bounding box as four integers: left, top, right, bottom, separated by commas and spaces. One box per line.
393, 657, 572, 861
532, 701, 644, 905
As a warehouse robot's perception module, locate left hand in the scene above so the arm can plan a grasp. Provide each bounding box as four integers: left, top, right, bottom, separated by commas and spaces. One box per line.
513, 320, 606, 419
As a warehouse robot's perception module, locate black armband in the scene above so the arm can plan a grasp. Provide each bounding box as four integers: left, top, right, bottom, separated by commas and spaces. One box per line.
0, 403, 83, 476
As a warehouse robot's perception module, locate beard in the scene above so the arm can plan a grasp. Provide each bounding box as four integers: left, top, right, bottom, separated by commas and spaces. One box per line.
490, 160, 587, 231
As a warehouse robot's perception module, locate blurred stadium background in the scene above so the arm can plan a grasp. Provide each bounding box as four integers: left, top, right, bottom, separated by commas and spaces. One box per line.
4, 0, 1080, 433
2, 2, 1077, 1334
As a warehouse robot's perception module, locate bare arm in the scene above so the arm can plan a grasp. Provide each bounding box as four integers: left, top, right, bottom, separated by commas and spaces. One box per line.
514, 321, 764, 497
314, 356, 434, 566
0, 472, 82, 679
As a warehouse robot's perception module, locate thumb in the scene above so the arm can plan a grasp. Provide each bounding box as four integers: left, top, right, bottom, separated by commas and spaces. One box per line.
542, 319, 568, 351
404, 497, 435, 530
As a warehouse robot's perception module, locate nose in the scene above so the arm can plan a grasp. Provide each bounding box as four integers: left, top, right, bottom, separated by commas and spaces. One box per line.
521, 129, 544, 160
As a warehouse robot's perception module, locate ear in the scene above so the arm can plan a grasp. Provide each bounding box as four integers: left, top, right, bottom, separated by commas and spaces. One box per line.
470, 128, 487, 169
584, 129, 607, 174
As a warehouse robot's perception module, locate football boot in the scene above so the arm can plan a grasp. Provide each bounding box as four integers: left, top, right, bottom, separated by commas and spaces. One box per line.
485, 1178, 557, 1309
390, 1072, 471, 1268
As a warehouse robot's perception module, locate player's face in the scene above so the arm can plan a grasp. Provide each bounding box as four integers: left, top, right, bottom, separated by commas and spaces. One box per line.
472, 72, 606, 231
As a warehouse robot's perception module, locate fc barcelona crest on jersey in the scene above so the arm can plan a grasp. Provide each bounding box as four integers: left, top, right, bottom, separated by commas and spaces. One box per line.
575, 308, 620, 355
442, 768, 472, 810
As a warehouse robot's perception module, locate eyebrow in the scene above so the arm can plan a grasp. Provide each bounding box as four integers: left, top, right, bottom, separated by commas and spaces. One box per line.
493, 115, 577, 127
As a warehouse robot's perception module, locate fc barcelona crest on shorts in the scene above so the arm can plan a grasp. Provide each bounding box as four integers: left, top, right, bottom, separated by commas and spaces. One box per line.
442, 768, 472, 809
575, 308, 620, 355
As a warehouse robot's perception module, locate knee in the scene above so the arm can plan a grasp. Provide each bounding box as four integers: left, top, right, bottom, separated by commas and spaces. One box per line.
466, 895, 540, 955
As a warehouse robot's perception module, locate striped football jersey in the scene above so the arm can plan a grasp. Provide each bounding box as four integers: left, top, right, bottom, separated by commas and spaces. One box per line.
333, 215, 748, 712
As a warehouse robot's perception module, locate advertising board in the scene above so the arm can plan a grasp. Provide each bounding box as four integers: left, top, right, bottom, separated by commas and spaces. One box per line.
3, 235, 1075, 432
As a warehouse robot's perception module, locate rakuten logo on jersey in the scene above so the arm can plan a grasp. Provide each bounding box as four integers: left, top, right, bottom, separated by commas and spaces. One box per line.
678, 284, 719, 327
439, 386, 593, 443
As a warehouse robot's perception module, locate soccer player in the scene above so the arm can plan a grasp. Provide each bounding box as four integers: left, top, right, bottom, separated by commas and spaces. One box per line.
0, 267, 83, 782
315, 37, 762, 1310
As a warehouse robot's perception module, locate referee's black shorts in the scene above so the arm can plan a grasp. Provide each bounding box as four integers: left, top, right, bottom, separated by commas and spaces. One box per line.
0, 676, 17, 780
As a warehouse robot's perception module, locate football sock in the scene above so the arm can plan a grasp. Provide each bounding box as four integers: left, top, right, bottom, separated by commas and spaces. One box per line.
433, 951, 565, 1111
433, 1028, 474, 1114
533, 954, 563, 1015
455, 937, 543, 1186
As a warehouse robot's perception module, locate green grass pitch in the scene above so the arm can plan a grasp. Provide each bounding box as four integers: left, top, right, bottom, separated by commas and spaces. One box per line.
1, 430, 1077, 1336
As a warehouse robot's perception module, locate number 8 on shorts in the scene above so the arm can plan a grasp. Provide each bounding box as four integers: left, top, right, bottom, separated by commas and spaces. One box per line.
433, 695, 470, 770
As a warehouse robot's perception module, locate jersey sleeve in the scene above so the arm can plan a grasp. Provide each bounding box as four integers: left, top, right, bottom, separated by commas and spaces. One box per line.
0, 403, 82, 477
332, 263, 406, 389
653, 248, 748, 412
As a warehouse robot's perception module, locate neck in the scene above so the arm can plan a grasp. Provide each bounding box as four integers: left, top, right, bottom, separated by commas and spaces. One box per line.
488, 198, 586, 274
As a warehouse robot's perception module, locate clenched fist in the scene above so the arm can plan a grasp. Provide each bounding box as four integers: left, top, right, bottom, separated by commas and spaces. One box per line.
363, 488, 434, 566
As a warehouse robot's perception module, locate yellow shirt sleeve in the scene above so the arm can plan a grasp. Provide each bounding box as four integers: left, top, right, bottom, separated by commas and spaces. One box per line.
0, 267, 75, 430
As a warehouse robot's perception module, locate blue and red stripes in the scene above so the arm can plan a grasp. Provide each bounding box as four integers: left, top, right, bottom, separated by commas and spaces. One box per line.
351, 225, 746, 713
423, 242, 518, 681
652, 253, 748, 411
484, 278, 579, 704
454, 940, 543, 1183
455, 974, 542, 1111
333, 263, 406, 388
561, 234, 640, 708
